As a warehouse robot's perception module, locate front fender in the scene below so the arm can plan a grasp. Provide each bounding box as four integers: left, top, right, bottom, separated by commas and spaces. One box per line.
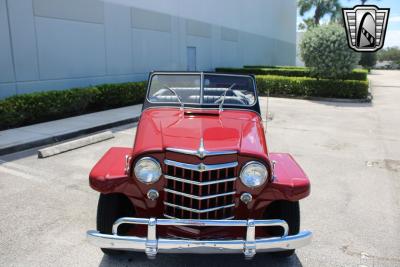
267, 153, 310, 201
89, 147, 132, 193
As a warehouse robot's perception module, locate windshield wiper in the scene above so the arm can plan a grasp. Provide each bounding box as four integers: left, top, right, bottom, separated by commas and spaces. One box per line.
218, 83, 236, 113
162, 84, 184, 111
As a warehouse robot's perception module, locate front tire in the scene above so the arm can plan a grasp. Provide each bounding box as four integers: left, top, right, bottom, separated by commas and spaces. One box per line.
96, 193, 135, 256
263, 200, 300, 257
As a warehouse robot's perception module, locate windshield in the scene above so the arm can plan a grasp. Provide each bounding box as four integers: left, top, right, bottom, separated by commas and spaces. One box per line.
147, 73, 256, 106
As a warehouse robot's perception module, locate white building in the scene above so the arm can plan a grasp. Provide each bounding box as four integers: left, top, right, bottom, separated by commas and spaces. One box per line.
0, 0, 297, 98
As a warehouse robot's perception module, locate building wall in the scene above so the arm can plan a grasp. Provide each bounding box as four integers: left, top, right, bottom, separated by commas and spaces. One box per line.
0, 0, 297, 98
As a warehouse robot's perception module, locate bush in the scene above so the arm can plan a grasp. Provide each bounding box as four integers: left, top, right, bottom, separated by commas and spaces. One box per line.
377, 47, 400, 62
300, 24, 360, 79
243, 65, 305, 70
0, 81, 146, 130
215, 67, 367, 80
359, 53, 377, 69
256, 75, 368, 99
89, 82, 147, 110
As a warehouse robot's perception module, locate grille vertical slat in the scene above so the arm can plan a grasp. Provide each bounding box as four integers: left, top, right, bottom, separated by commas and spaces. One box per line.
189, 169, 194, 219
215, 169, 220, 219
172, 166, 176, 217
164, 161, 236, 220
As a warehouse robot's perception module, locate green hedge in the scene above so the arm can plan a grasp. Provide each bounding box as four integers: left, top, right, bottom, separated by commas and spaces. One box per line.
0, 81, 146, 130
0, 75, 369, 130
256, 75, 368, 99
244, 65, 306, 70
216, 67, 368, 81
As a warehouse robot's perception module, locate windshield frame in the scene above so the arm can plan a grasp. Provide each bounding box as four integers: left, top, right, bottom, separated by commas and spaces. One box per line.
143, 71, 260, 114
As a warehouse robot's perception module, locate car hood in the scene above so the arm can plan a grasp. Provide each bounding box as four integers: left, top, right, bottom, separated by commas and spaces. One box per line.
132, 108, 268, 160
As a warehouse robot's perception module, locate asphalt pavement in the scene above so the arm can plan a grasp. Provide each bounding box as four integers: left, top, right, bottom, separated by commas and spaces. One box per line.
0, 70, 399, 266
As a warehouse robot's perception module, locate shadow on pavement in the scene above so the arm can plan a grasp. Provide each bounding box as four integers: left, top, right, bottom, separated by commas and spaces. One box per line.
308, 100, 372, 108
98, 252, 303, 267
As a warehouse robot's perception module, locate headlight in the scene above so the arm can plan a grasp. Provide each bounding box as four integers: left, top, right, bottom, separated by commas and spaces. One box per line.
134, 157, 161, 184
240, 161, 268, 188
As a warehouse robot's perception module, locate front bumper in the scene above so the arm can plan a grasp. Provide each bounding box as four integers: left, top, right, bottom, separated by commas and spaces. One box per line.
87, 217, 312, 259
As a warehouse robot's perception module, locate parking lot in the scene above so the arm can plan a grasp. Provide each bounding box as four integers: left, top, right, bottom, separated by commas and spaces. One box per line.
0, 70, 399, 267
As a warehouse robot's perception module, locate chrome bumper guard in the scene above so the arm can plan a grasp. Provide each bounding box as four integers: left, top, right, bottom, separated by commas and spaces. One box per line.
86, 217, 312, 259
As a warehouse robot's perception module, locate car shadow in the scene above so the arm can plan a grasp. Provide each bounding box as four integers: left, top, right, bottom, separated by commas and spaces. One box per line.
98, 252, 303, 267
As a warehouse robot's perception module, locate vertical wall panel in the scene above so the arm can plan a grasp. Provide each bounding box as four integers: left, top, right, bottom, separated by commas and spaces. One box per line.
132, 29, 172, 73
35, 17, 106, 79
0, 0, 15, 83
7, 0, 39, 81
170, 16, 182, 70
211, 25, 220, 69
104, 3, 132, 75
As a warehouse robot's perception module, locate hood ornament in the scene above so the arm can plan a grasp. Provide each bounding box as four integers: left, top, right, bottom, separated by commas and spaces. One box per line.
197, 138, 206, 159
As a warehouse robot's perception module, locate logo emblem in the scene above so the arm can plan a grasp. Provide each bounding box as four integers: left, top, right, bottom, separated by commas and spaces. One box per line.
342, 5, 390, 52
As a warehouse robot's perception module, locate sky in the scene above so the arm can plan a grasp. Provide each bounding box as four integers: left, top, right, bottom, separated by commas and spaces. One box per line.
297, 0, 400, 48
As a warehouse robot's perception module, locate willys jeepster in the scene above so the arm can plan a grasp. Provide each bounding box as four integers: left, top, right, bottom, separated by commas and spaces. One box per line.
87, 72, 312, 259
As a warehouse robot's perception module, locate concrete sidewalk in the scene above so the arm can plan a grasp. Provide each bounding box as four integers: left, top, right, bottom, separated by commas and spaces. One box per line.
0, 104, 142, 156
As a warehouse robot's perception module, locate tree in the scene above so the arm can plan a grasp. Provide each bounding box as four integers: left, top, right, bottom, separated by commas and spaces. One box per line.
298, 0, 342, 29
358, 0, 380, 5
300, 24, 360, 79
377, 47, 400, 62
359, 53, 377, 69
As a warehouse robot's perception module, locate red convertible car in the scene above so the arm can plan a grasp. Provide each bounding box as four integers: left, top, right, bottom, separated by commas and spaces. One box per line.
87, 72, 312, 259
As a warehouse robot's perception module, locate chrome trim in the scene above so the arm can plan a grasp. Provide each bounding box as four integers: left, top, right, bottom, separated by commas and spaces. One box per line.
146, 218, 157, 258
147, 189, 159, 201
165, 175, 237, 186
163, 214, 234, 220
166, 148, 237, 159
166, 137, 237, 159
271, 160, 277, 181
164, 202, 235, 213
112, 217, 288, 233
164, 159, 238, 172
124, 155, 132, 175
240, 193, 253, 204
164, 188, 235, 200
87, 217, 312, 259
239, 161, 268, 188
244, 220, 256, 259
163, 214, 177, 219
134, 157, 162, 184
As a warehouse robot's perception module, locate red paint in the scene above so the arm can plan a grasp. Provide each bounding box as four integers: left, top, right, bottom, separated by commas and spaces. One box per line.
130, 108, 269, 162
89, 107, 310, 239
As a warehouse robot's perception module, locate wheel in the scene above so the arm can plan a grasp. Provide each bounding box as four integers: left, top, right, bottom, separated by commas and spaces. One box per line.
263, 200, 300, 257
96, 193, 135, 256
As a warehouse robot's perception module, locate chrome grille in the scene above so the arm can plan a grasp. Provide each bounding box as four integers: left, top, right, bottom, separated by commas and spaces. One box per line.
163, 160, 236, 219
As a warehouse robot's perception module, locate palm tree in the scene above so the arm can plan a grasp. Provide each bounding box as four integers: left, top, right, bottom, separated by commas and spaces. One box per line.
298, 0, 342, 29
359, 0, 380, 5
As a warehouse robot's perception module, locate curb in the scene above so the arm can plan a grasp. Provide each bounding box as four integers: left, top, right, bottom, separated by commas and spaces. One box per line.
0, 116, 140, 156
38, 131, 114, 158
